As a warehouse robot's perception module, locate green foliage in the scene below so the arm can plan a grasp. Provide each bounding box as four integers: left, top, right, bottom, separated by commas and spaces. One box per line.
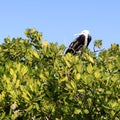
0, 28, 120, 119
94, 40, 102, 48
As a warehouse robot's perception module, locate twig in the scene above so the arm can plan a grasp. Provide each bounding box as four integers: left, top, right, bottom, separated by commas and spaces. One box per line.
93, 46, 105, 52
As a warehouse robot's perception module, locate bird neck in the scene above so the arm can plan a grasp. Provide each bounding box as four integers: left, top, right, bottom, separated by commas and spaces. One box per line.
84, 34, 88, 46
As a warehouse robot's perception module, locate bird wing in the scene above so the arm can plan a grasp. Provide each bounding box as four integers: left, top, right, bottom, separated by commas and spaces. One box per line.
65, 34, 85, 54
87, 35, 92, 47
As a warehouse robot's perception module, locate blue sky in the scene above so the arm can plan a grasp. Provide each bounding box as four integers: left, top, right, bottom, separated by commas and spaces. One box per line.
0, 0, 120, 50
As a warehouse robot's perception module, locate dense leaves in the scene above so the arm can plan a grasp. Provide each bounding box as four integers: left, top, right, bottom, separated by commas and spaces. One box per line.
0, 28, 120, 119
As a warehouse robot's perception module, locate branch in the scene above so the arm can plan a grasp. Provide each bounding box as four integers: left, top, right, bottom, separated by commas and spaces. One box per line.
93, 46, 105, 52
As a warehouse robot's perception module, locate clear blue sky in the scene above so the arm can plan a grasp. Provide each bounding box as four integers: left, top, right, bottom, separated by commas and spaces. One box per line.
0, 0, 120, 50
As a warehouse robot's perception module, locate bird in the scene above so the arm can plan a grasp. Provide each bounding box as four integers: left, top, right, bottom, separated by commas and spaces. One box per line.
65, 30, 92, 54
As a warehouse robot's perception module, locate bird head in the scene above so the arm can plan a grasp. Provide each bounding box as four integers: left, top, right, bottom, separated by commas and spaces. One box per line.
74, 30, 90, 37
81, 30, 89, 35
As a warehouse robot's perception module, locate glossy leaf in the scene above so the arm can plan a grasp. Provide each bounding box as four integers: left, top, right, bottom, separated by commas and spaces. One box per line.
87, 63, 93, 74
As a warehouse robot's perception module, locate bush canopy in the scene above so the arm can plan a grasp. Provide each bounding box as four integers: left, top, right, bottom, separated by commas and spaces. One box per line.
0, 28, 120, 120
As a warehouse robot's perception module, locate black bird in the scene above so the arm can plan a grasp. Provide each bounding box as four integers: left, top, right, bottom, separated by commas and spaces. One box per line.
65, 30, 92, 54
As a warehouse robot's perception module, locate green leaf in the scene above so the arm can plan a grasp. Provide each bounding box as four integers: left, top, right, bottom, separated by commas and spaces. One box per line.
84, 109, 89, 114
106, 91, 112, 95
63, 54, 72, 67
26, 105, 33, 112
60, 76, 68, 82
10, 68, 15, 76
21, 66, 28, 76
65, 60, 71, 68
78, 89, 85, 93
0, 112, 6, 120
39, 73, 46, 81
84, 53, 94, 63
70, 80, 76, 90
75, 73, 81, 80
94, 70, 101, 78
15, 79, 20, 88
94, 40, 102, 48
22, 92, 30, 101
0, 91, 5, 102
74, 108, 81, 114
42, 41, 48, 53
87, 63, 93, 74
88, 55, 94, 63
42, 41, 48, 47
66, 83, 72, 90
32, 50, 39, 59
76, 64, 83, 73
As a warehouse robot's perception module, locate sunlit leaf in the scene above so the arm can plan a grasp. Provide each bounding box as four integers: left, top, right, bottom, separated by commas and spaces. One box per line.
88, 55, 94, 63
94, 40, 102, 48
10, 68, 15, 76
32, 50, 39, 59
15, 79, 20, 88
84, 53, 94, 63
74, 108, 81, 114
66, 83, 72, 90
21, 66, 28, 76
70, 80, 76, 90
60, 76, 68, 82
78, 89, 85, 93
87, 63, 93, 74
26, 105, 33, 112
75, 73, 81, 80
84, 109, 89, 114
94, 70, 101, 78
76, 64, 83, 73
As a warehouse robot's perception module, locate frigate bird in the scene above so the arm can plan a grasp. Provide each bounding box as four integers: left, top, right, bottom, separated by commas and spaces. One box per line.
65, 30, 91, 54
